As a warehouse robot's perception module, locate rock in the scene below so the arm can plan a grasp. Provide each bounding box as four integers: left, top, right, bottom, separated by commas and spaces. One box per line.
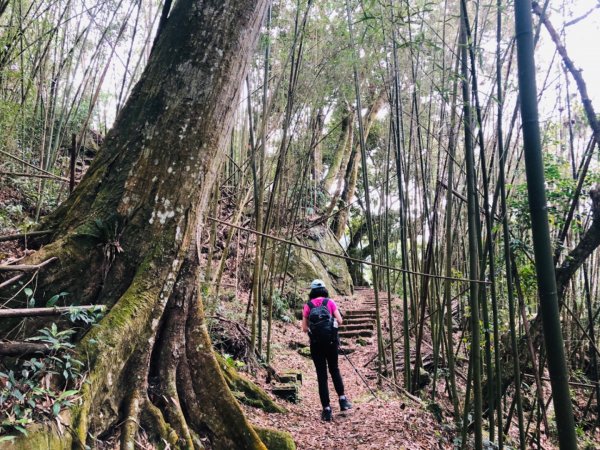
272, 383, 300, 403
338, 347, 355, 355
288, 340, 306, 350
285, 226, 353, 296
417, 368, 431, 390
279, 370, 303, 384
255, 426, 297, 450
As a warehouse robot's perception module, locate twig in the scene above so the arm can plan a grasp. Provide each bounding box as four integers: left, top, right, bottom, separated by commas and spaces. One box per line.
379, 373, 424, 405
0, 305, 106, 318
0, 149, 67, 180
564, 3, 600, 27
0, 257, 58, 272
532, 2, 600, 145
0, 171, 69, 182
522, 373, 600, 389
206, 314, 250, 337
0, 273, 24, 289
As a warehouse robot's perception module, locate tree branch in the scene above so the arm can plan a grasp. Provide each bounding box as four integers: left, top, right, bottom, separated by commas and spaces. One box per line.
0, 257, 58, 272
556, 186, 600, 297
532, 2, 600, 145
564, 2, 600, 27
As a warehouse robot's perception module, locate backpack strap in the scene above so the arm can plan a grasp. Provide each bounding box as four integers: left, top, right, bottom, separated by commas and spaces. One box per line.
307, 300, 315, 310
322, 298, 329, 307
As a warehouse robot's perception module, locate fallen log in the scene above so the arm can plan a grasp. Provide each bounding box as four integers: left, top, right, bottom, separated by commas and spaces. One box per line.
0, 230, 53, 243
0, 341, 52, 356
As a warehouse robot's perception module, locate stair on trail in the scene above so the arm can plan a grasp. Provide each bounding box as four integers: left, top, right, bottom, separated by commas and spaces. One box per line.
339, 329, 373, 338
339, 287, 380, 346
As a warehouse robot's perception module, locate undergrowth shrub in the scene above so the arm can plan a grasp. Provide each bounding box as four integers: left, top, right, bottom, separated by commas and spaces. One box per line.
0, 308, 102, 441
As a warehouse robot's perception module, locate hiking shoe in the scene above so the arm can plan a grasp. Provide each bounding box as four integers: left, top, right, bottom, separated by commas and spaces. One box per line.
339, 397, 352, 411
321, 407, 333, 421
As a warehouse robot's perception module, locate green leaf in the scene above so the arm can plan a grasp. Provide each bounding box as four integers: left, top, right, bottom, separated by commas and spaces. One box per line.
46, 295, 59, 307
57, 390, 78, 401
52, 402, 61, 416
13, 426, 27, 435
24, 288, 33, 298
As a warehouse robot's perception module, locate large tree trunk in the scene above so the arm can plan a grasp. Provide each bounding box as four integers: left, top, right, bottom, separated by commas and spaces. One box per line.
1, 1, 270, 449
330, 91, 385, 240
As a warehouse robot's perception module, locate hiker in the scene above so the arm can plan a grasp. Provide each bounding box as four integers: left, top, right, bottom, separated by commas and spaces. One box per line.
302, 279, 352, 421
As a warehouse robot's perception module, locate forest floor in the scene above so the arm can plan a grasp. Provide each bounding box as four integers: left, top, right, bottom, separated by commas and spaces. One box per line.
233, 285, 588, 450
240, 288, 454, 450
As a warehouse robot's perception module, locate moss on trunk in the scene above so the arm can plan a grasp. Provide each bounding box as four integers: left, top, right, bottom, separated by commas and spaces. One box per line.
254, 427, 296, 450
215, 353, 286, 413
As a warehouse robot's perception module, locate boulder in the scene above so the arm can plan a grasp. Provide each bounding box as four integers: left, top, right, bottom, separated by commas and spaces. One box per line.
286, 226, 353, 296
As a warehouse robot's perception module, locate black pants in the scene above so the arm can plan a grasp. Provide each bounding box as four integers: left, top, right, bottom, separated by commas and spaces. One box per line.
310, 341, 345, 408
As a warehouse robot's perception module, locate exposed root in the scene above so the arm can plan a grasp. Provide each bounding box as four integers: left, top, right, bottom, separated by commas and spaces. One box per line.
215, 352, 285, 413
140, 398, 180, 448
158, 378, 194, 449
147, 258, 195, 448
4, 249, 281, 450
120, 390, 142, 450
185, 292, 266, 450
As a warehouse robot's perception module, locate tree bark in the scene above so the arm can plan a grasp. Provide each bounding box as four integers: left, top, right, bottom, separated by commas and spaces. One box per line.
331, 91, 385, 240
1, 1, 270, 448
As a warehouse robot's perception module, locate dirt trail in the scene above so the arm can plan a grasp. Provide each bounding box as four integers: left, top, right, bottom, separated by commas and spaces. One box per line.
244, 288, 450, 449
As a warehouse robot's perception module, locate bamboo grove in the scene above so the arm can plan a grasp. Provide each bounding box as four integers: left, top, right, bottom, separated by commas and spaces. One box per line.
1, 0, 600, 447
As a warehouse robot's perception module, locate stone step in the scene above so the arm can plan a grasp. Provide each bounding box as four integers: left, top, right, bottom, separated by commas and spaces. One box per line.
339, 329, 373, 338
278, 370, 303, 384
345, 309, 376, 316
345, 313, 376, 320
344, 316, 376, 322
272, 383, 300, 403
340, 323, 374, 332
343, 318, 375, 325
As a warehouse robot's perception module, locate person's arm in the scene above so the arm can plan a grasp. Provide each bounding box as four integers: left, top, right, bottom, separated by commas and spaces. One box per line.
333, 308, 343, 326
302, 314, 309, 333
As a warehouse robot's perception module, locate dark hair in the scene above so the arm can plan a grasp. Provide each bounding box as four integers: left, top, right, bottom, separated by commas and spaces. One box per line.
309, 286, 329, 300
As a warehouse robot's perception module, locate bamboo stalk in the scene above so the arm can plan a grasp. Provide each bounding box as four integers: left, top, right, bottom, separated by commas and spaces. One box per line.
514, 0, 577, 446
460, 1, 482, 445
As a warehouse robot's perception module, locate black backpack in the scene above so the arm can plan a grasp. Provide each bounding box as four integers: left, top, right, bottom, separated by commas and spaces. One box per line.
307, 298, 336, 345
